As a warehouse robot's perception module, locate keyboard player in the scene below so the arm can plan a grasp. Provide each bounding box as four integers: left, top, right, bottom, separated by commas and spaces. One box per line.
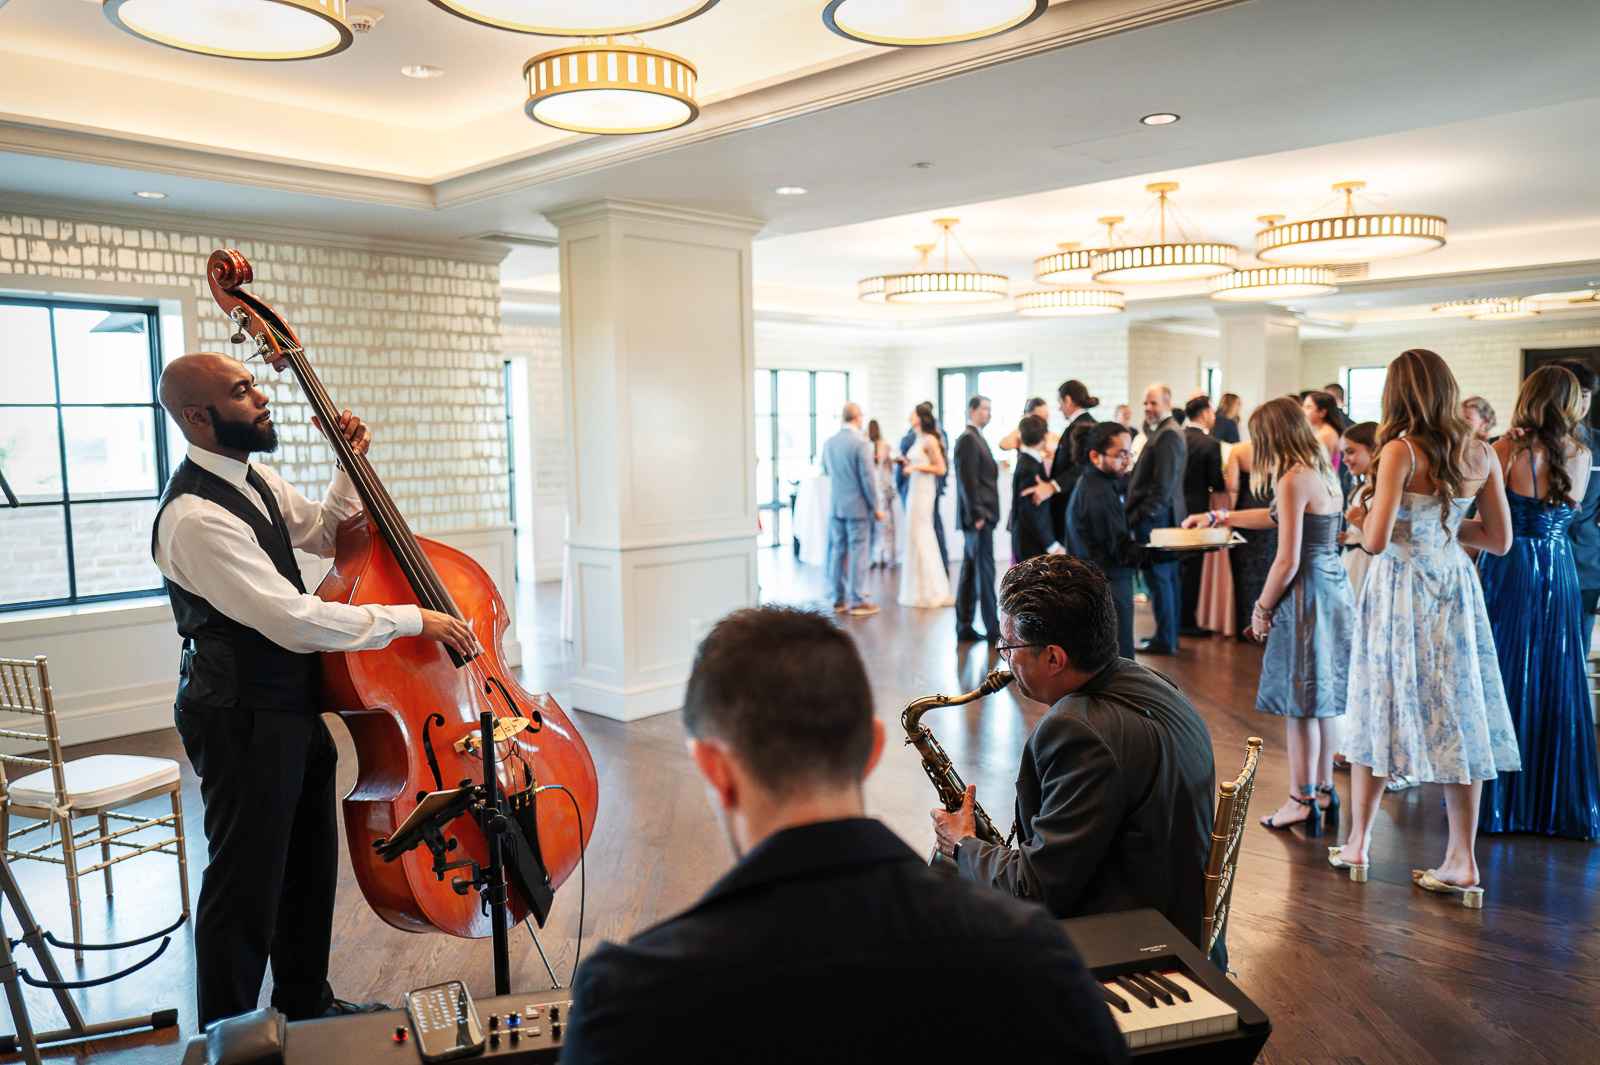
931, 554, 1224, 966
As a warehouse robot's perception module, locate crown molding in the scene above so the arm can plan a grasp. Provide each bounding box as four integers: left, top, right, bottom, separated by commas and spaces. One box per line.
543, 198, 764, 234
0, 192, 510, 265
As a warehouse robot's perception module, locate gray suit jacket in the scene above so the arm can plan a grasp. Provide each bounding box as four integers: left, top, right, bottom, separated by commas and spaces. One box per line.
1124, 415, 1187, 527
821, 426, 878, 521
956, 657, 1216, 951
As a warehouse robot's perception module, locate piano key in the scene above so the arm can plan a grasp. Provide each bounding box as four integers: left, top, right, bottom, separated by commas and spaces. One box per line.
1114, 974, 1157, 1008
1100, 982, 1131, 1013
1129, 972, 1173, 1006
1145, 970, 1191, 1002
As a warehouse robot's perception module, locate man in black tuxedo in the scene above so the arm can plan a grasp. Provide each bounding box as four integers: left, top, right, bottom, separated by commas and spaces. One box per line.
1179, 394, 1225, 635
1018, 379, 1100, 542
933, 554, 1219, 963
1124, 383, 1188, 654
954, 395, 1001, 642
1009, 415, 1063, 563
562, 607, 1125, 1065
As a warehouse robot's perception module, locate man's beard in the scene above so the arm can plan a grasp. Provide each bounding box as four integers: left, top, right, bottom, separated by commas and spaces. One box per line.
208, 405, 278, 454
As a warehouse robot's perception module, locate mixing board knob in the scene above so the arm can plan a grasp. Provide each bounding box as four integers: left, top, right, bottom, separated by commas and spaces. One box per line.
506, 1014, 521, 1028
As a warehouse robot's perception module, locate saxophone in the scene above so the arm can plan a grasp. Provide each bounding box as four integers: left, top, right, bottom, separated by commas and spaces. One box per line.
902, 668, 1015, 871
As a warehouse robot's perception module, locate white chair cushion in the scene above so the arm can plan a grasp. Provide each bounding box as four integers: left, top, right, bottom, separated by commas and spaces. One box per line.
9, 755, 180, 811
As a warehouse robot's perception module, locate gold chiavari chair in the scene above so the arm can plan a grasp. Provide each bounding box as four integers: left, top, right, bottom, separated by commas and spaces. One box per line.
0, 656, 189, 961
1201, 736, 1263, 964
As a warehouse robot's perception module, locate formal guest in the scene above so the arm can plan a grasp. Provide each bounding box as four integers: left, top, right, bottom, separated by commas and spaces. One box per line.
1018, 381, 1101, 544
563, 607, 1126, 1065
1009, 415, 1064, 564
1478, 365, 1600, 840
1462, 396, 1496, 441
954, 395, 1001, 641
1322, 381, 1346, 415
1303, 390, 1347, 466
1335, 349, 1518, 906
821, 403, 885, 618
1213, 393, 1243, 445
897, 405, 950, 568
898, 404, 953, 610
1124, 383, 1187, 655
997, 397, 1059, 461
866, 419, 899, 567
1548, 359, 1600, 654
1337, 421, 1379, 597
1180, 395, 1225, 635
934, 554, 1220, 963
1065, 422, 1145, 659
1227, 439, 1278, 639
1190, 398, 1355, 834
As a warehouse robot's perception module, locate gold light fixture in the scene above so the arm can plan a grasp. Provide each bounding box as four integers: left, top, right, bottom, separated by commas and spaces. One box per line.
1208, 216, 1339, 301
1034, 217, 1122, 284
859, 221, 1008, 304
1091, 183, 1237, 283
822, 0, 1046, 46
427, 0, 717, 35
1258, 181, 1446, 265
103, 0, 353, 60
1434, 298, 1540, 321
1014, 288, 1125, 317
524, 40, 697, 134
1528, 289, 1600, 306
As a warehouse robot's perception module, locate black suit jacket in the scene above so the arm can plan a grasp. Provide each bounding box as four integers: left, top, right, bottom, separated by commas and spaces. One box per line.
957, 658, 1217, 952
1124, 416, 1187, 527
1065, 464, 1146, 577
1010, 450, 1057, 561
954, 424, 999, 531
562, 819, 1126, 1065
1048, 411, 1098, 538
1182, 426, 1225, 516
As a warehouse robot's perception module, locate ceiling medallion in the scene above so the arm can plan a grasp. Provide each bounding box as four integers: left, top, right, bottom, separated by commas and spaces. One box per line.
1433, 298, 1540, 322
822, 0, 1046, 46
1014, 288, 1125, 317
524, 40, 697, 134
428, 0, 717, 35
1034, 217, 1122, 284
103, 0, 353, 60
1257, 181, 1446, 265
859, 220, 1008, 305
1090, 183, 1237, 283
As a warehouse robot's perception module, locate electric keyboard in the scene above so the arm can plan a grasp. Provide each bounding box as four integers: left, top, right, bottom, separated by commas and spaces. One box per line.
1059, 909, 1270, 1063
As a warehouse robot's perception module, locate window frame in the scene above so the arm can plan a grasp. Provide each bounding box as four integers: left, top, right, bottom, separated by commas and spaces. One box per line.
755, 368, 850, 548
1341, 365, 1388, 426
0, 294, 169, 613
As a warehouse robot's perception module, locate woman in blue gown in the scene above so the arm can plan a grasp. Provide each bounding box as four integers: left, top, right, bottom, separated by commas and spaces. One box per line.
1479, 364, 1600, 840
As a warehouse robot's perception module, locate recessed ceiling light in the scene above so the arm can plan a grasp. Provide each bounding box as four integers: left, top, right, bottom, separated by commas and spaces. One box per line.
134, 190, 167, 199
912, 161, 933, 169
774, 186, 807, 196
401, 64, 445, 79
1141, 112, 1180, 126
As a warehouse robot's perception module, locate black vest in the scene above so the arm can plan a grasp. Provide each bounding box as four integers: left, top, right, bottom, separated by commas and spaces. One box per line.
152, 459, 320, 713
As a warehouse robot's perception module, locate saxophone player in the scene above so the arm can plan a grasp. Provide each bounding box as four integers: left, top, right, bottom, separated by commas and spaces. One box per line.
931, 555, 1222, 964
563, 606, 1124, 1065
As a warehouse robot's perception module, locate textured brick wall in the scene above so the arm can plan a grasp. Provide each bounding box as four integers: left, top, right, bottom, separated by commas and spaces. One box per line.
1301, 320, 1600, 431
0, 211, 507, 534
502, 318, 565, 493
1128, 326, 1215, 404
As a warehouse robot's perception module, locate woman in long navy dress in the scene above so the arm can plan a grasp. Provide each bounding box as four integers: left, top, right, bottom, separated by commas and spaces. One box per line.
1479, 365, 1600, 840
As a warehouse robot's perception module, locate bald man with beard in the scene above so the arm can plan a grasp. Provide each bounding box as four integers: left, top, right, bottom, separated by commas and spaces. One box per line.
152, 352, 476, 1028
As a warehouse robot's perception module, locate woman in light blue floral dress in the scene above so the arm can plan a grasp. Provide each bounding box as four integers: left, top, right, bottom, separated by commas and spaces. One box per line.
1334, 349, 1520, 907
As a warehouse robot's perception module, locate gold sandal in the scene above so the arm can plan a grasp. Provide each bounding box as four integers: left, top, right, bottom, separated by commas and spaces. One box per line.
1327, 846, 1368, 883
1412, 869, 1484, 909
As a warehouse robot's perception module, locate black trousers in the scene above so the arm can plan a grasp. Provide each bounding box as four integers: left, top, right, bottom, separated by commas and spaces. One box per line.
1179, 552, 1204, 631
175, 704, 339, 1028
956, 525, 1000, 638
1107, 570, 1136, 660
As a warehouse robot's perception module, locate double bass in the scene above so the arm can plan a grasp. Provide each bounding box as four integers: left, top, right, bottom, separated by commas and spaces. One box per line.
206, 249, 598, 938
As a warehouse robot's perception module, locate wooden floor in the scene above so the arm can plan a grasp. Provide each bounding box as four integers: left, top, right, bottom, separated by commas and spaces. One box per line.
5, 548, 1600, 1064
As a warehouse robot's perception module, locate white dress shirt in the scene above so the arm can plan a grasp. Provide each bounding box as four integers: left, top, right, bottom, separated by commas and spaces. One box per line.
154, 444, 423, 654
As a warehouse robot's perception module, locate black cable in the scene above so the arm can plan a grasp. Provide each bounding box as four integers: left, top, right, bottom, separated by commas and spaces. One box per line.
533, 784, 585, 987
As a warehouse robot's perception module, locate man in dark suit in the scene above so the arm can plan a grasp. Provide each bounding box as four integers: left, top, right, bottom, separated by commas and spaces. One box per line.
1065, 422, 1145, 660
954, 395, 1001, 642
1018, 379, 1100, 543
1010, 415, 1063, 564
1179, 395, 1225, 635
1124, 383, 1188, 654
562, 607, 1125, 1065
898, 406, 950, 568
933, 554, 1219, 963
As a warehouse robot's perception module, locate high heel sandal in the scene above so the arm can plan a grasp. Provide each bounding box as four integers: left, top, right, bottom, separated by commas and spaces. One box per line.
1260, 794, 1322, 837
1411, 869, 1485, 909
1317, 784, 1341, 829
1327, 846, 1368, 882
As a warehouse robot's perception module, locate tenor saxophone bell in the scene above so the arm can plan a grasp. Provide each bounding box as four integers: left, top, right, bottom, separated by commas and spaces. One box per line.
901, 668, 1015, 872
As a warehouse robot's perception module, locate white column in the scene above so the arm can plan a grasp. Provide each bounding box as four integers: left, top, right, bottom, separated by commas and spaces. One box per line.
1214, 306, 1301, 421
547, 200, 762, 721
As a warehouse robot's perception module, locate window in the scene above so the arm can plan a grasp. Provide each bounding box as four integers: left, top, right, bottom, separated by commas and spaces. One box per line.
1343, 366, 1386, 424
936, 364, 1026, 453
1202, 362, 1221, 403
0, 297, 168, 611
754, 369, 849, 546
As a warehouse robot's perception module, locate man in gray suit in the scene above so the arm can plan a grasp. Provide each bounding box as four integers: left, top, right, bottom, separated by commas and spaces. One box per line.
932, 553, 1219, 964
821, 403, 885, 618
1123, 383, 1188, 654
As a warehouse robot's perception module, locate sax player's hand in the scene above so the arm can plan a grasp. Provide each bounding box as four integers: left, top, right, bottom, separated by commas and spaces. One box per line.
931, 784, 979, 858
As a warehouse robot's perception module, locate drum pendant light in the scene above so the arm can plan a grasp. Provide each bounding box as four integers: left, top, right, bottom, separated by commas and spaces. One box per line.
1257, 181, 1446, 265
428, 0, 718, 36
860, 220, 1008, 304
823, 0, 1046, 46
524, 40, 698, 134
1091, 184, 1237, 283
102, 0, 354, 60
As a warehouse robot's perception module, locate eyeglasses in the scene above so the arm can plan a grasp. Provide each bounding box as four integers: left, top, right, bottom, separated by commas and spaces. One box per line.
994, 642, 1045, 662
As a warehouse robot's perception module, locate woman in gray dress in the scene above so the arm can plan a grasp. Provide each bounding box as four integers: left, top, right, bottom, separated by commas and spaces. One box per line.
1188, 397, 1355, 834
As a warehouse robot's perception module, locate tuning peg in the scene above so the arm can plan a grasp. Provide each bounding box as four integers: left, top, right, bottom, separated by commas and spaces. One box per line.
231, 330, 248, 345
229, 307, 251, 345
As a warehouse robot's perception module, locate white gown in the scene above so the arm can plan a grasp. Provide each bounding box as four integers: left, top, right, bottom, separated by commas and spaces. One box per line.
899, 432, 954, 608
